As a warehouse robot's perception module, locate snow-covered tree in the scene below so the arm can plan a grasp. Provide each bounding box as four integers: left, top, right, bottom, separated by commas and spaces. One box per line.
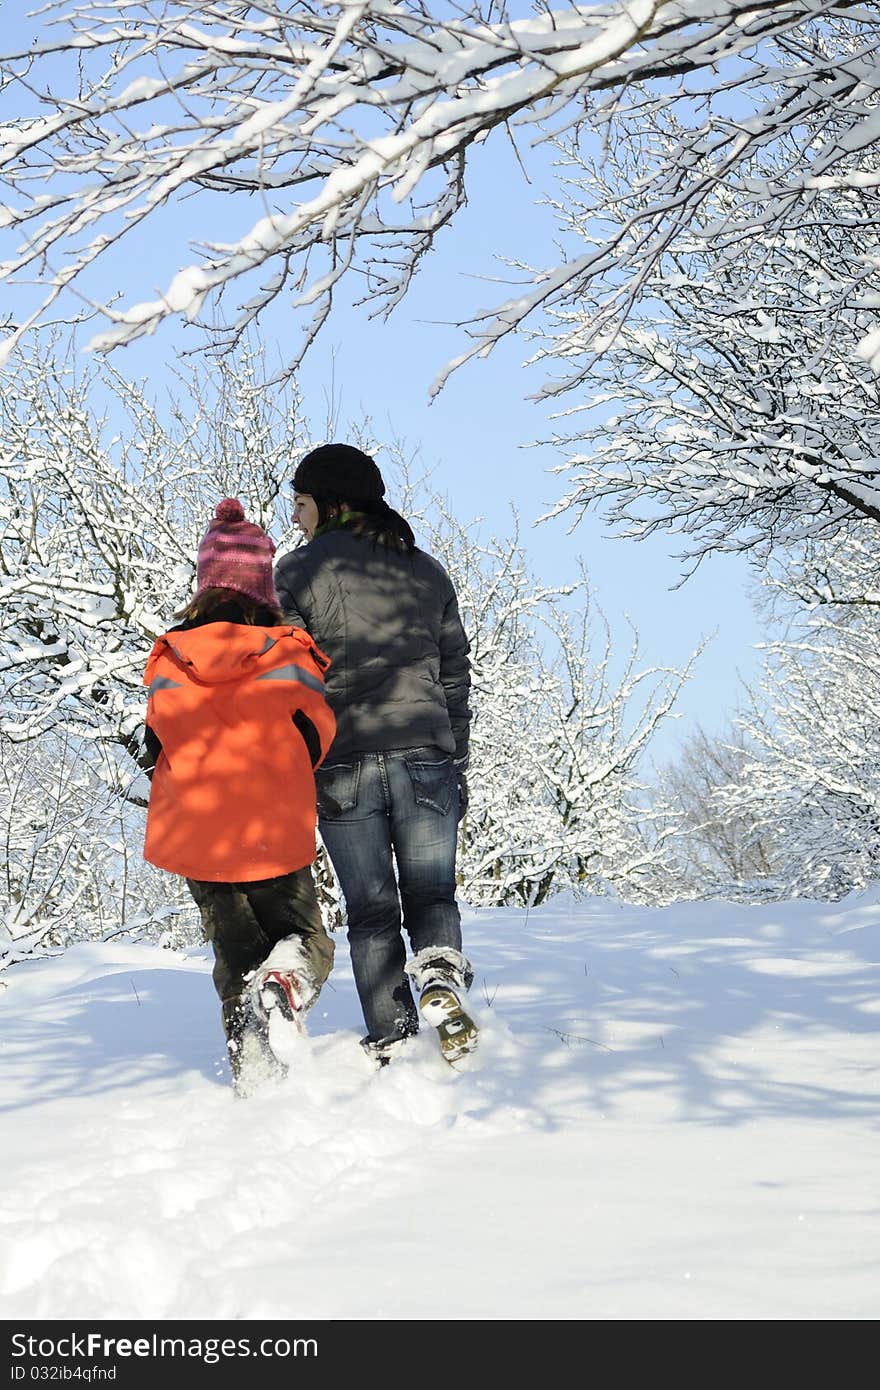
711, 534, 880, 898
0, 731, 194, 972
657, 723, 786, 898
652, 531, 880, 902
540, 109, 880, 570
531, 75, 880, 898
0, 1, 876, 388
0, 338, 306, 760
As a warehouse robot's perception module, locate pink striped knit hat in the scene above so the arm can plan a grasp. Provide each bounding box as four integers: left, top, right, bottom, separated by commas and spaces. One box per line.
196, 499, 279, 609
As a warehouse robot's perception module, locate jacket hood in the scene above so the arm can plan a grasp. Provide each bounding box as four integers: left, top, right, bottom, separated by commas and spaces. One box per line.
144, 622, 318, 686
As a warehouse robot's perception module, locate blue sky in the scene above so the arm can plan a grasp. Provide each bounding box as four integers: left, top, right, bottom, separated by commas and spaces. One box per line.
0, 3, 767, 767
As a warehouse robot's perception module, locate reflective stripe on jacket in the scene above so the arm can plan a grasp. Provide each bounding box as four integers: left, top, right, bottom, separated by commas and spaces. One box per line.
143, 622, 335, 882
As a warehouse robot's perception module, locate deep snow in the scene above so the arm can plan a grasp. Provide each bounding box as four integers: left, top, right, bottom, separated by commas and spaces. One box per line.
1, 890, 879, 1322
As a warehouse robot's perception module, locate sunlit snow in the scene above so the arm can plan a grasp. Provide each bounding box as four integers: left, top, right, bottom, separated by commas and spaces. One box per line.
2, 890, 878, 1320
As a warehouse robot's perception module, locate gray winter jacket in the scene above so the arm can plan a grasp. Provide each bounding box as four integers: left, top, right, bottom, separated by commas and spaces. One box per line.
274, 527, 471, 763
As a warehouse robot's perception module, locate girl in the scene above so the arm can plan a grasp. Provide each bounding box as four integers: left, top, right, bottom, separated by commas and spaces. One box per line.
142, 499, 337, 1093
274, 444, 478, 1065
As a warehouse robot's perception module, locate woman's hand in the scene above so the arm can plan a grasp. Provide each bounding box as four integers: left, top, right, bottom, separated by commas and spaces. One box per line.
455, 762, 469, 820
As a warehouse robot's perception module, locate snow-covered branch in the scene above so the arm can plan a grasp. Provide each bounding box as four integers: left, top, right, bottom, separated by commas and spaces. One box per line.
539, 106, 880, 565
1, 1, 873, 380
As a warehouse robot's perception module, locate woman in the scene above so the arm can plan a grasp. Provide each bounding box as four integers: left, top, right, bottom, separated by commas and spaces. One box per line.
142, 498, 337, 1094
274, 444, 478, 1065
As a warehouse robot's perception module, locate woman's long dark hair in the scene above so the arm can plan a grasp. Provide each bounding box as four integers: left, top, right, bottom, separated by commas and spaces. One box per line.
316, 495, 416, 553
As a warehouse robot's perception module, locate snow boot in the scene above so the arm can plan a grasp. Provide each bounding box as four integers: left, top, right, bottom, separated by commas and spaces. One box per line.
405, 947, 479, 1065
255, 969, 308, 1032
359, 1031, 412, 1068
248, 935, 320, 1035
222, 994, 287, 1097
418, 988, 479, 1063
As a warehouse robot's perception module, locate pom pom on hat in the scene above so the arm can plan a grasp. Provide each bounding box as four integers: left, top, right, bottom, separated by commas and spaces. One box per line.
214, 498, 246, 523
196, 498, 279, 610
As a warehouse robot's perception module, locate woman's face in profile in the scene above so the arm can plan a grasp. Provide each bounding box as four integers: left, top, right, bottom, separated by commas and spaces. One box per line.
293, 492, 320, 541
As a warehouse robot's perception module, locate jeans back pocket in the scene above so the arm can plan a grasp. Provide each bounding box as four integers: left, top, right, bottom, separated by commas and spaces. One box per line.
315, 761, 360, 817
403, 753, 454, 816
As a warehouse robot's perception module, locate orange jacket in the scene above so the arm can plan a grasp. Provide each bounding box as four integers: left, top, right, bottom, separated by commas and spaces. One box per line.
143, 622, 335, 882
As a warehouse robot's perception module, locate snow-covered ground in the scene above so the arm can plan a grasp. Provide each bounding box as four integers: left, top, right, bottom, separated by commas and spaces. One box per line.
2, 891, 879, 1321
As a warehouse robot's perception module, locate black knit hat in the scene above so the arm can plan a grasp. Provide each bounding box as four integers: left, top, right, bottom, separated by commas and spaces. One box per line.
293, 443, 385, 506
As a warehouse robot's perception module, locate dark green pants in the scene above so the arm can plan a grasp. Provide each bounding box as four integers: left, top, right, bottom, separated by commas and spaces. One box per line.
186, 867, 334, 1006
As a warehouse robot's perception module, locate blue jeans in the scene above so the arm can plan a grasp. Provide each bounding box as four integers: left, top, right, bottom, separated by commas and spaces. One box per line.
315, 747, 462, 1043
